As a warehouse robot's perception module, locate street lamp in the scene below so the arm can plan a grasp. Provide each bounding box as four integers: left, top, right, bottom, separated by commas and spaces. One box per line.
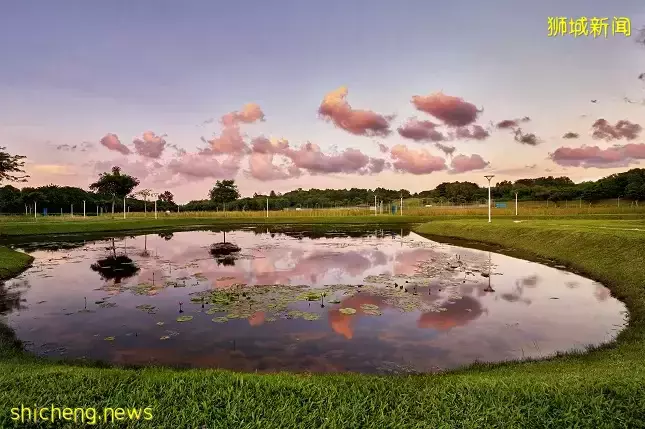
484, 175, 495, 223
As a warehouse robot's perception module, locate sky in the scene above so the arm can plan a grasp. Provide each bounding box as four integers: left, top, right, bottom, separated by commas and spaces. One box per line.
1, 0, 644, 202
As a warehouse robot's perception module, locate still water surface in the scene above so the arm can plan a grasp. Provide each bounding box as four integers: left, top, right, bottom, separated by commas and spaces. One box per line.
1, 227, 627, 373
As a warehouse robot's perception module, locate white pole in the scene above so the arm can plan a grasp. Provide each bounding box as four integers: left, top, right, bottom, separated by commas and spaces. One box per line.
123, 197, 126, 219
71, 204, 74, 217
484, 175, 494, 223
155, 199, 158, 219
266, 197, 268, 218
96, 205, 99, 217
34, 201, 37, 218
400, 196, 403, 216
83, 200, 86, 218
515, 192, 518, 216
374, 195, 377, 216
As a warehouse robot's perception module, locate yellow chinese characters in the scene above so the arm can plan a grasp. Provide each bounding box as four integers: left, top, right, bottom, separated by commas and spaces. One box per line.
547, 16, 631, 37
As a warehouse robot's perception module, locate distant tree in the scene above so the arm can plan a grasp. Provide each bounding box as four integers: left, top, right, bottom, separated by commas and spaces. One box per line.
209, 180, 240, 204
0, 147, 28, 184
158, 190, 174, 204
269, 190, 277, 198
89, 166, 140, 215
135, 188, 154, 215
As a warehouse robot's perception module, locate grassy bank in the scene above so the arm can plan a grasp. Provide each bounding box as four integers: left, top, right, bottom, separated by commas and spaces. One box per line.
1, 218, 645, 427
0, 246, 33, 280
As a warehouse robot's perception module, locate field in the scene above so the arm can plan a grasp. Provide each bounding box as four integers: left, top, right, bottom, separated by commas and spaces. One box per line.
1, 214, 645, 427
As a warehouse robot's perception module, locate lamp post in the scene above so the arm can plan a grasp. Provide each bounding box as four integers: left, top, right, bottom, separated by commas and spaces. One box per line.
515, 192, 518, 216
484, 175, 495, 223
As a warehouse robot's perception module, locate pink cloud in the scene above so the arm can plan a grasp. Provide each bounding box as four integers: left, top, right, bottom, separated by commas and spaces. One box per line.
435, 142, 456, 156
167, 153, 241, 180
496, 117, 530, 130
549, 143, 645, 168
100, 133, 131, 155
288, 142, 372, 174
514, 129, 540, 145
248, 152, 300, 181
390, 144, 447, 175
411, 92, 481, 127
202, 126, 249, 155
591, 119, 641, 141
450, 154, 489, 173
318, 86, 393, 137
250, 136, 290, 155
221, 103, 265, 126
397, 119, 446, 142
250, 137, 384, 176
453, 124, 490, 141
562, 132, 579, 139
496, 119, 518, 129
133, 131, 167, 159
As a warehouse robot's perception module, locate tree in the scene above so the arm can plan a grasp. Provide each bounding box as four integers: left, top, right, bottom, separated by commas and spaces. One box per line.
208, 180, 240, 204
89, 166, 140, 215
135, 189, 154, 215
158, 190, 174, 204
0, 147, 28, 184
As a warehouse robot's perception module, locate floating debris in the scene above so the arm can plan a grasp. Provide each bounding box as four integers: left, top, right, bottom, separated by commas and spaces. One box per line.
98, 302, 117, 309
156, 321, 165, 326
136, 304, 157, 314
160, 335, 171, 340
104, 336, 115, 341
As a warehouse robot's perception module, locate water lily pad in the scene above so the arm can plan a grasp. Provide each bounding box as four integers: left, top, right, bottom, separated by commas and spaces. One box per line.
298, 291, 322, 301
176, 315, 193, 322
328, 298, 341, 304
194, 272, 208, 281
136, 304, 157, 313
360, 304, 380, 311
302, 312, 321, 321
104, 336, 115, 341
212, 316, 229, 323
339, 308, 357, 315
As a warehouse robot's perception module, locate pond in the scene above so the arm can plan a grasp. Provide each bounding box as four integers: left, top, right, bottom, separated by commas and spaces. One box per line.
0, 227, 628, 374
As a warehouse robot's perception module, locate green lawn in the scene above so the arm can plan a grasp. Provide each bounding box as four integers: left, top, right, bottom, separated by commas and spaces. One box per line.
1, 217, 645, 427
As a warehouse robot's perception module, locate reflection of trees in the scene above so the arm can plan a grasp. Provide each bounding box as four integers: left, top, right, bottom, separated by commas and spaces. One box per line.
16, 241, 86, 252
158, 232, 174, 241
247, 226, 411, 239
0, 279, 30, 315
90, 238, 140, 283
216, 256, 236, 266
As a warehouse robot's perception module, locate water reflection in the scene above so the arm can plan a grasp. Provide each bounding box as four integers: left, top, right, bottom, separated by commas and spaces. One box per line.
90, 239, 140, 283
0, 279, 30, 315
1, 227, 628, 374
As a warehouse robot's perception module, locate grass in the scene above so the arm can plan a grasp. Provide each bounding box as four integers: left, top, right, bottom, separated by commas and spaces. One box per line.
0, 245, 33, 280
1, 216, 645, 427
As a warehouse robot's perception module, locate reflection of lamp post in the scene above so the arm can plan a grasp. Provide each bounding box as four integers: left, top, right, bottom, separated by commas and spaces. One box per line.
484, 252, 495, 292
484, 175, 495, 223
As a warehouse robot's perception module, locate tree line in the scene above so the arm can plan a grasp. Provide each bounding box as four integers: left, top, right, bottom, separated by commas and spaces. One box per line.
1, 146, 645, 214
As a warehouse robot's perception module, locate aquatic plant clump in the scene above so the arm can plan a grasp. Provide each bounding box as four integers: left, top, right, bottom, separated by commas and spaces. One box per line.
136, 304, 157, 314
176, 316, 193, 322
